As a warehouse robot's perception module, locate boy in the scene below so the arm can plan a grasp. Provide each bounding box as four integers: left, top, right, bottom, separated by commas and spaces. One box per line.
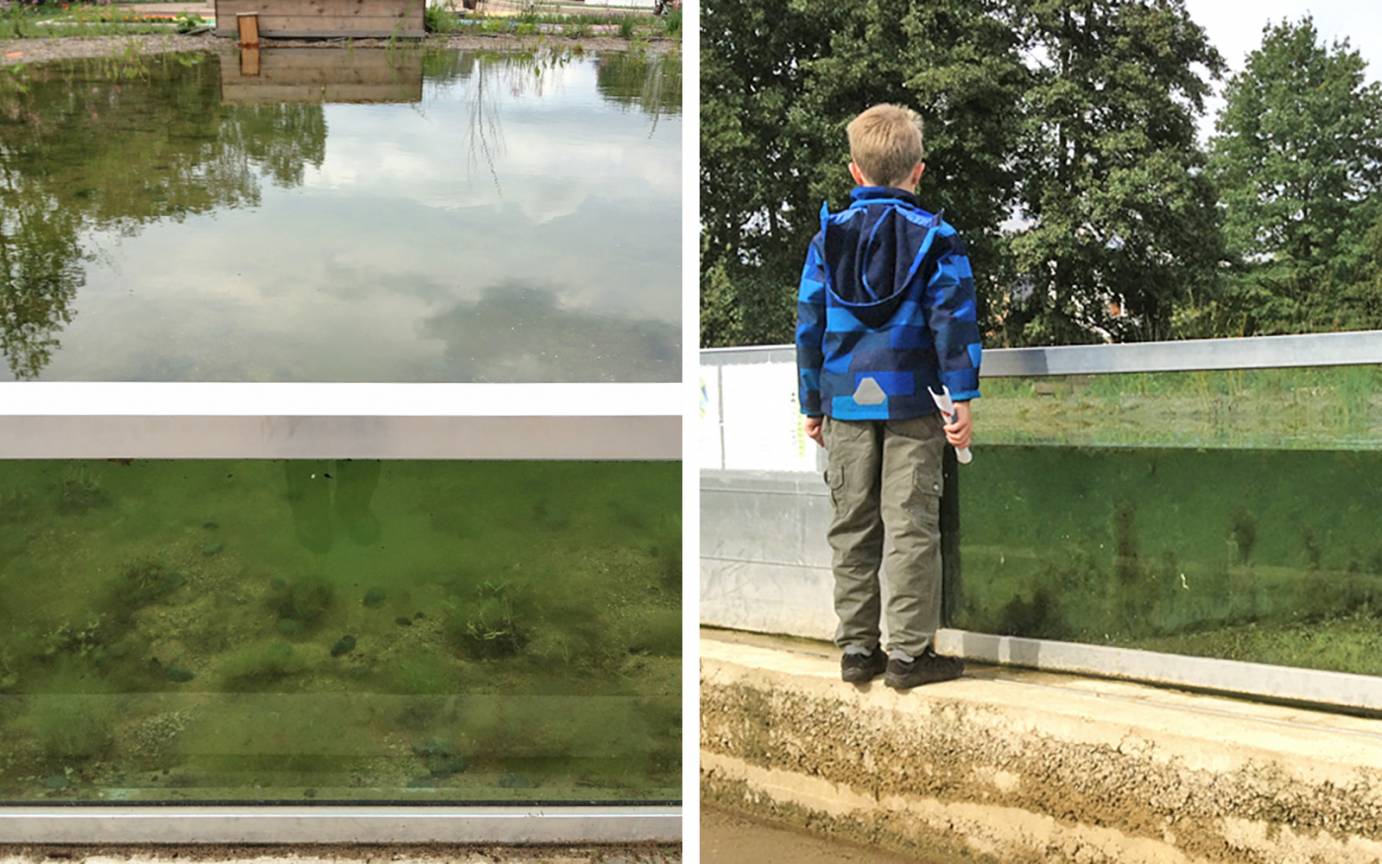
795, 104, 981, 689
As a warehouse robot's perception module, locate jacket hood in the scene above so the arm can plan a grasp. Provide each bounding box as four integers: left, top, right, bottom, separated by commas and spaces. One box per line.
821, 187, 942, 327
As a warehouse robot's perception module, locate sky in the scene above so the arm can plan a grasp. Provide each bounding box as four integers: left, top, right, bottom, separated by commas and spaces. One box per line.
1184, 0, 1382, 140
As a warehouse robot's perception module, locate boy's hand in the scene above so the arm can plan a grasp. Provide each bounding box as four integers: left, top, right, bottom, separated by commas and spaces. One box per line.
804, 416, 824, 447
944, 402, 972, 450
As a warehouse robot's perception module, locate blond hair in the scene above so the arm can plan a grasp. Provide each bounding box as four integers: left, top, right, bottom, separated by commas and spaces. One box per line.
846, 104, 925, 188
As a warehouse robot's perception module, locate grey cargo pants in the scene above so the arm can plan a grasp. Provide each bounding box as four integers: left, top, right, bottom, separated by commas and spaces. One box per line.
823, 413, 946, 657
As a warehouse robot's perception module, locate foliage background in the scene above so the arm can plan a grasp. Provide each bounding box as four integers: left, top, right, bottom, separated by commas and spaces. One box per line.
701, 0, 1382, 347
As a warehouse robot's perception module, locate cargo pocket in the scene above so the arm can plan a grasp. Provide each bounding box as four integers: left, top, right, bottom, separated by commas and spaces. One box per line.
825, 463, 846, 508
910, 463, 943, 521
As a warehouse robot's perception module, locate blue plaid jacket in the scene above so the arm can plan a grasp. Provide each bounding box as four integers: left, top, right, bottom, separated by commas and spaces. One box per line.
795, 186, 982, 420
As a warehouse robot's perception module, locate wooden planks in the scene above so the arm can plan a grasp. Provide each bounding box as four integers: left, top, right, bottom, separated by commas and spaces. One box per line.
214, 0, 425, 39
236, 12, 260, 45
220, 47, 423, 104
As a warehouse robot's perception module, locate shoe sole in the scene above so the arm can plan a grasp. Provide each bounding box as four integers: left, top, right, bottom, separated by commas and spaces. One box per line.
841, 663, 886, 684
884, 668, 964, 690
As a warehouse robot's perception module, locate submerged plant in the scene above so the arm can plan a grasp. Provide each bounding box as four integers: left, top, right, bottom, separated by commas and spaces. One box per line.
56, 467, 110, 515
267, 575, 335, 627
446, 580, 529, 660
25, 696, 117, 765
220, 640, 307, 691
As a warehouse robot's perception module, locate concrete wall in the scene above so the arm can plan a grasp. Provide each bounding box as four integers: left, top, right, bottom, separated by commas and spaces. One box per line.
701, 632, 1382, 864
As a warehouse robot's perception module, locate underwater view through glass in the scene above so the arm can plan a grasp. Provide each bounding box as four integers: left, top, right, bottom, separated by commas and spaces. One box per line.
0, 48, 681, 382
0, 459, 681, 802
949, 365, 1382, 677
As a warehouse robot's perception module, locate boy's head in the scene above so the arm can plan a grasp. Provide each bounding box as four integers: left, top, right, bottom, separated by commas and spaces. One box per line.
846, 104, 925, 191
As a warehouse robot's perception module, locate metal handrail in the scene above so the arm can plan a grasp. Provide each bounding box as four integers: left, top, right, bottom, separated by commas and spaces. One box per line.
701, 329, 1382, 375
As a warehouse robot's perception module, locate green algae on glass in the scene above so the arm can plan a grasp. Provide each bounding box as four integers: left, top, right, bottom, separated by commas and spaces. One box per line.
948, 365, 1382, 677
0, 460, 681, 803
0, 48, 681, 382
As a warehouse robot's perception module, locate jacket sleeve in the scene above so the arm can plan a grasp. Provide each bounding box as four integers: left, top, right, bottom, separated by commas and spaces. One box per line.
794, 232, 828, 416
924, 229, 983, 401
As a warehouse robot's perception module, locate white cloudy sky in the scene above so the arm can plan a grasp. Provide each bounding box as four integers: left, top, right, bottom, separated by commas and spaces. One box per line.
1185, 0, 1382, 139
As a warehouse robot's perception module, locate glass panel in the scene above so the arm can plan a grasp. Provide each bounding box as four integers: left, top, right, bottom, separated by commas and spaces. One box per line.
951, 365, 1382, 676
0, 460, 681, 803
0, 49, 681, 382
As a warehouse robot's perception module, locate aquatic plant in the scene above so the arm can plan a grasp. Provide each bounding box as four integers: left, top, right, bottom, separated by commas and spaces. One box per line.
56, 467, 110, 515
446, 580, 529, 659
267, 575, 335, 627
24, 697, 116, 764
411, 738, 467, 778
121, 561, 187, 609
219, 640, 307, 691
1230, 509, 1258, 563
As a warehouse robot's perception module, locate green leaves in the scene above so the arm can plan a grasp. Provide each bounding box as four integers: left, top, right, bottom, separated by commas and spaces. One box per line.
1208, 17, 1382, 335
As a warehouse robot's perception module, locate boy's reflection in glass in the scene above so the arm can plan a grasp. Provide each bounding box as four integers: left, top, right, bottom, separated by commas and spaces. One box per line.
284, 460, 382, 553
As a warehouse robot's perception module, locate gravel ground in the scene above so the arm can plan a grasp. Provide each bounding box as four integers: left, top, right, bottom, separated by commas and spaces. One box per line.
0, 32, 676, 68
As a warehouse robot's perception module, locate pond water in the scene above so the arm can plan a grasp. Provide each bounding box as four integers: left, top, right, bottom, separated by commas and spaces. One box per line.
0, 459, 681, 802
950, 368, 1382, 677
0, 48, 682, 382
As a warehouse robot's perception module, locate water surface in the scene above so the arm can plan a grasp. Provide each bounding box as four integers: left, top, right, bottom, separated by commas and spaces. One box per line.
0, 48, 681, 381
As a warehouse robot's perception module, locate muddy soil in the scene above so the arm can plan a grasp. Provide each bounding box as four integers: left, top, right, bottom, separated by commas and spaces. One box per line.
701, 808, 936, 864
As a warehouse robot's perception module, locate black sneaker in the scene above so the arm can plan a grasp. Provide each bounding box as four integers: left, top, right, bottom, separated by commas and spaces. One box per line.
884, 649, 964, 690
840, 648, 887, 683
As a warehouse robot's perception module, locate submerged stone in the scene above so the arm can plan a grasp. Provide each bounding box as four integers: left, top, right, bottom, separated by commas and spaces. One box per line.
201, 542, 224, 558
330, 635, 357, 657
363, 588, 387, 608
395, 616, 413, 627
166, 665, 195, 683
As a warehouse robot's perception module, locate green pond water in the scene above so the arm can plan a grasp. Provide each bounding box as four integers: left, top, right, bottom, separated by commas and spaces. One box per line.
0, 459, 681, 803
0, 48, 681, 382
950, 366, 1382, 676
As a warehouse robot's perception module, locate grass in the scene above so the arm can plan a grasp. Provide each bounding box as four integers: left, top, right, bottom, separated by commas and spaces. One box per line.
0, 4, 187, 38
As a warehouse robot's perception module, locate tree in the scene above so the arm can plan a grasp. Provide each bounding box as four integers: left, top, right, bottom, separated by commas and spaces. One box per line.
701, 0, 1226, 349
700, 0, 1027, 347
1207, 17, 1382, 335
1003, 0, 1225, 345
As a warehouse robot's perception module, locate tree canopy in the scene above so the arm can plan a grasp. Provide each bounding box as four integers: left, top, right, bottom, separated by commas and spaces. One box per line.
701, 2, 1382, 347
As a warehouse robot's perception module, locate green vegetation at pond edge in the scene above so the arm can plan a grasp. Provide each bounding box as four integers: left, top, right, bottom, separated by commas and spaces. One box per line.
0, 460, 681, 802
951, 444, 1382, 677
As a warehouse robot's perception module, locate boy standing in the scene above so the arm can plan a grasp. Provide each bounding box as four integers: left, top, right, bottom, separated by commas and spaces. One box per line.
795, 104, 981, 689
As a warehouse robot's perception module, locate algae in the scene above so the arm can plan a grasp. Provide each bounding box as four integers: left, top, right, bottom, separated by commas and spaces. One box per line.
0, 459, 681, 803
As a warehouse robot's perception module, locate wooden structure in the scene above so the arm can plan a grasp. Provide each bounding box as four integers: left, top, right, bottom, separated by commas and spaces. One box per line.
213, 0, 425, 39
236, 12, 260, 45
220, 48, 423, 104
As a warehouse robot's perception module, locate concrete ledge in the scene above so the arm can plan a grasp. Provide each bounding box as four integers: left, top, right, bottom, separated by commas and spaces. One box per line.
700, 632, 1382, 864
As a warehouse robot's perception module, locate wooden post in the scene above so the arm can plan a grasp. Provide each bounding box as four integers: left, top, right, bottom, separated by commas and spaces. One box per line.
240, 46, 260, 77
236, 12, 259, 46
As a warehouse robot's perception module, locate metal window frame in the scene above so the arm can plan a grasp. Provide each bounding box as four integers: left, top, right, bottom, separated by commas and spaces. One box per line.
0, 415, 681, 844
699, 330, 1382, 715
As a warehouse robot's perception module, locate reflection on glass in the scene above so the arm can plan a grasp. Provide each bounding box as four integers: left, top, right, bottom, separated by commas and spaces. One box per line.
950, 366, 1382, 676
0, 460, 681, 802
0, 49, 681, 382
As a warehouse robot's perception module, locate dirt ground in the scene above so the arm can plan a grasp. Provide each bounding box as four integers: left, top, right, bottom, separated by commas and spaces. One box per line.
701, 808, 934, 864
0, 31, 676, 67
